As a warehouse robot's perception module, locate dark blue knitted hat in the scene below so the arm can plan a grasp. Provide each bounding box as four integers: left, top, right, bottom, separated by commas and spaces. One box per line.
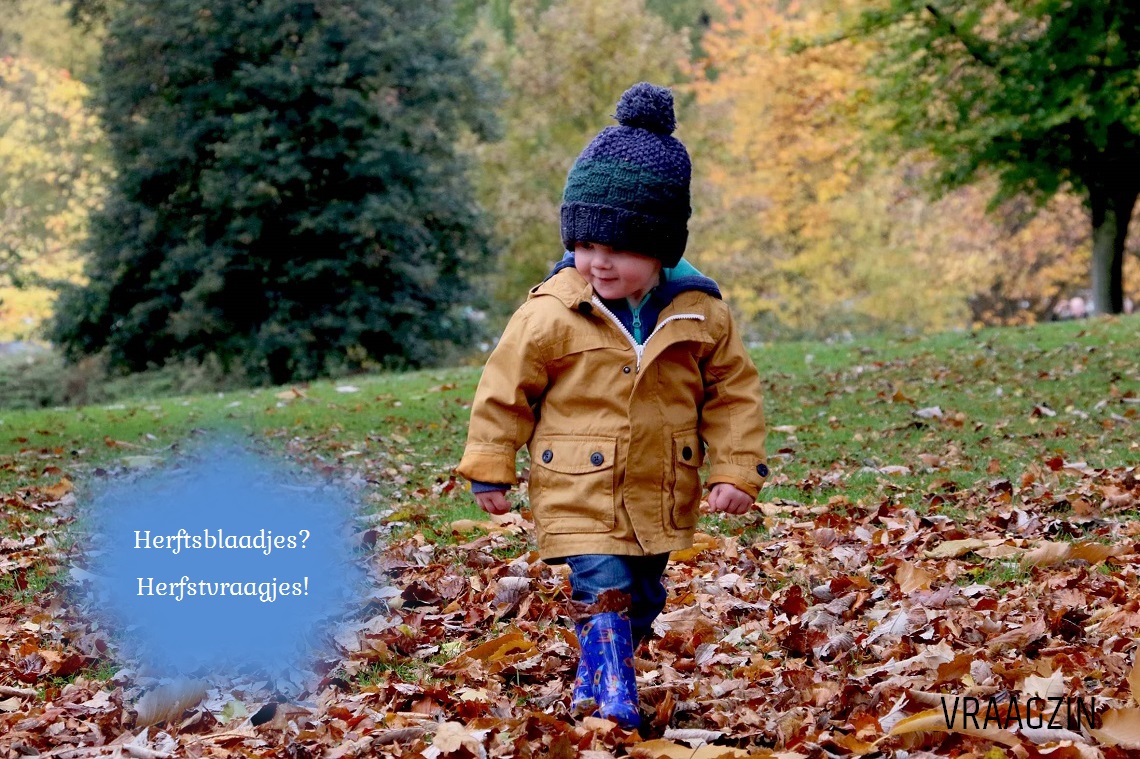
560, 82, 692, 267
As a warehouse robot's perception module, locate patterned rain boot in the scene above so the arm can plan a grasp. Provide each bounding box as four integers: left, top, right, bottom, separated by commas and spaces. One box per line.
575, 612, 640, 730
570, 656, 596, 715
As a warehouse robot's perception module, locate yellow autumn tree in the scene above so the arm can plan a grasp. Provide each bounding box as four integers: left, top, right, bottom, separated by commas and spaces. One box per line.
687, 0, 977, 337
0, 1, 108, 341
686, 0, 1123, 337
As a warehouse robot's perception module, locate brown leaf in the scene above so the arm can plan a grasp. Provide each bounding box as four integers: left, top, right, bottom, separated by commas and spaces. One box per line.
924, 538, 988, 559
896, 561, 933, 593
1020, 540, 1071, 568
1068, 541, 1125, 564
629, 740, 750, 758
43, 478, 73, 500
985, 618, 1048, 654
458, 630, 535, 664
884, 707, 1021, 747
1091, 708, 1140, 748
670, 533, 719, 562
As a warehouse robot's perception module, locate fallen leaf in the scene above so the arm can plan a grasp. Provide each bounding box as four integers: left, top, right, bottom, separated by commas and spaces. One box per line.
1090, 708, 1140, 748
1021, 669, 1066, 701
670, 533, 719, 562
883, 707, 1020, 747
924, 538, 988, 559
867, 610, 912, 643
876, 465, 912, 476
430, 721, 488, 756
458, 631, 535, 664
1068, 541, 1124, 564
1020, 541, 1071, 568
43, 478, 73, 500
663, 728, 726, 747
896, 561, 933, 593
629, 740, 749, 758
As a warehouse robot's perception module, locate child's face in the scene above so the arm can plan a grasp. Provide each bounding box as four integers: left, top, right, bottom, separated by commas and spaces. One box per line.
574, 242, 662, 304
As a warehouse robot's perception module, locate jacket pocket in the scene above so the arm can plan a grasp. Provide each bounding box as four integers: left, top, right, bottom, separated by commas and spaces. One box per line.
670, 429, 704, 530
528, 435, 617, 534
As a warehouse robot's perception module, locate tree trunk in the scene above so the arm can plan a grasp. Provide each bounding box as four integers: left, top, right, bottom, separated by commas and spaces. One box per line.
1088, 182, 1138, 315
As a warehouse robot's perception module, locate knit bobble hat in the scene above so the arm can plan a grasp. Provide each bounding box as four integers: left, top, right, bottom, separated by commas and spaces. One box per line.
560, 82, 692, 267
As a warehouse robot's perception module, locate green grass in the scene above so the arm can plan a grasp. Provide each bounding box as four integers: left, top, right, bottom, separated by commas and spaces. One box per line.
957, 559, 1035, 592
2, 315, 1138, 548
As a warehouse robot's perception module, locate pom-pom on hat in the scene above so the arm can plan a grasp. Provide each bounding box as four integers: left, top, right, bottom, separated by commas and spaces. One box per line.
560, 82, 691, 267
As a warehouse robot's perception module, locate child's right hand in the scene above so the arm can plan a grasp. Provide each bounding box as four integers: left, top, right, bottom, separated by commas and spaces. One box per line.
475, 490, 511, 515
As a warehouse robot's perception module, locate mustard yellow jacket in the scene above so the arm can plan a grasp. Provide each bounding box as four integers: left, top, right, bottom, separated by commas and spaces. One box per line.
456, 267, 767, 560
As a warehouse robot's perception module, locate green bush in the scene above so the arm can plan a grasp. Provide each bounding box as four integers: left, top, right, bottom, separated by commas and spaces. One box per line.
0, 347, 252, 410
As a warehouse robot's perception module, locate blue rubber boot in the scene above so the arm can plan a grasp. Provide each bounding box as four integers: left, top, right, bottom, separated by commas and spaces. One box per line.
570, 656, 595, 715
575, 612, 640, 730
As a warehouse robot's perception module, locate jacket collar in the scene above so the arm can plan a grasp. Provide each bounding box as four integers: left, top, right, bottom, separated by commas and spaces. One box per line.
535, 251, 722, 310
528, 264, 595, 312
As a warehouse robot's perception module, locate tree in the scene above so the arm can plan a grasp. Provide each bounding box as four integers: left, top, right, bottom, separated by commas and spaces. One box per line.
862, 0, 1140, 315
0, 0, 108, 340
689, 0, 980, 336
51, 0, 498, 383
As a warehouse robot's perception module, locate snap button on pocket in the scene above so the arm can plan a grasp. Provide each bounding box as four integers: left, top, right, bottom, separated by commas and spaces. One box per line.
682, 446, 693, 461
542, 450, 553, 464
757, 463, 769, 477
590, 452, 604, 466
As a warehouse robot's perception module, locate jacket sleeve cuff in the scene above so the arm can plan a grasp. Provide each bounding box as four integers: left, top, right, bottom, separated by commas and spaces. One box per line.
457, 444, 519, 485
470, 480, 511, 494
706, 463, 766, 499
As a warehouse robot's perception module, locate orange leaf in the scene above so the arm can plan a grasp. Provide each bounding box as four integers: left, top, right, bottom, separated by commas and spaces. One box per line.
896, 561, 933, 594
884, 707, 1020, 747
1091, 708, 1140, 748
42, 478, 73, 500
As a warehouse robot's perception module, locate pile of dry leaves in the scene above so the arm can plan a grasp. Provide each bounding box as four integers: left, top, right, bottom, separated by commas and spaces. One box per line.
2, 459, 1140, 758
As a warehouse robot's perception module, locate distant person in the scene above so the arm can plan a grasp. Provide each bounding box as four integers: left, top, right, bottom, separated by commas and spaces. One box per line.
1069, 296, 1088, 319
457, 83, 768, 729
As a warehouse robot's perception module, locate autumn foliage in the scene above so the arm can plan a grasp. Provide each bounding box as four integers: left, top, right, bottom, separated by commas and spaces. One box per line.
685, 0, 1139, 338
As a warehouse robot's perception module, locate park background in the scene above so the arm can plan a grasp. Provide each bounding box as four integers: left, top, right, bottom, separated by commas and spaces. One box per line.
1, 1, 1140, 757
0, 0, 1138, 399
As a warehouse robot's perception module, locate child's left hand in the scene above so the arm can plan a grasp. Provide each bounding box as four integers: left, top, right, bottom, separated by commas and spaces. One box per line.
706, 483, 755, 515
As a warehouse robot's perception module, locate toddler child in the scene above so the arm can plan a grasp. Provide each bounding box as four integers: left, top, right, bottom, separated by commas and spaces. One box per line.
457, 82, 768, 729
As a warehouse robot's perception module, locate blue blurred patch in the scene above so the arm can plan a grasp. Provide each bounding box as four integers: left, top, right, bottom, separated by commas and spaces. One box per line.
79, 440, 366, 678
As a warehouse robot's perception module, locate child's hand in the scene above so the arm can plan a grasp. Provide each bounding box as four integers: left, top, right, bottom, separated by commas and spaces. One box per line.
706, 483, 755, 515
475, 490, 511, 515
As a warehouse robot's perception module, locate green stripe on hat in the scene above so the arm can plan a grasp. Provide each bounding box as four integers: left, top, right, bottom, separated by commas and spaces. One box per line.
562, 156, 690, 217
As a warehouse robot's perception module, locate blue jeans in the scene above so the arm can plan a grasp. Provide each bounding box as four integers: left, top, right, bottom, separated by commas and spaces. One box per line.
566, 553, 669, 646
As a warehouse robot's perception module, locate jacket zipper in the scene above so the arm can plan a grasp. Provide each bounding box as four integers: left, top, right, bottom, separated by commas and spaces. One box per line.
591, 296, 705, 373
630, 290, 652, 343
